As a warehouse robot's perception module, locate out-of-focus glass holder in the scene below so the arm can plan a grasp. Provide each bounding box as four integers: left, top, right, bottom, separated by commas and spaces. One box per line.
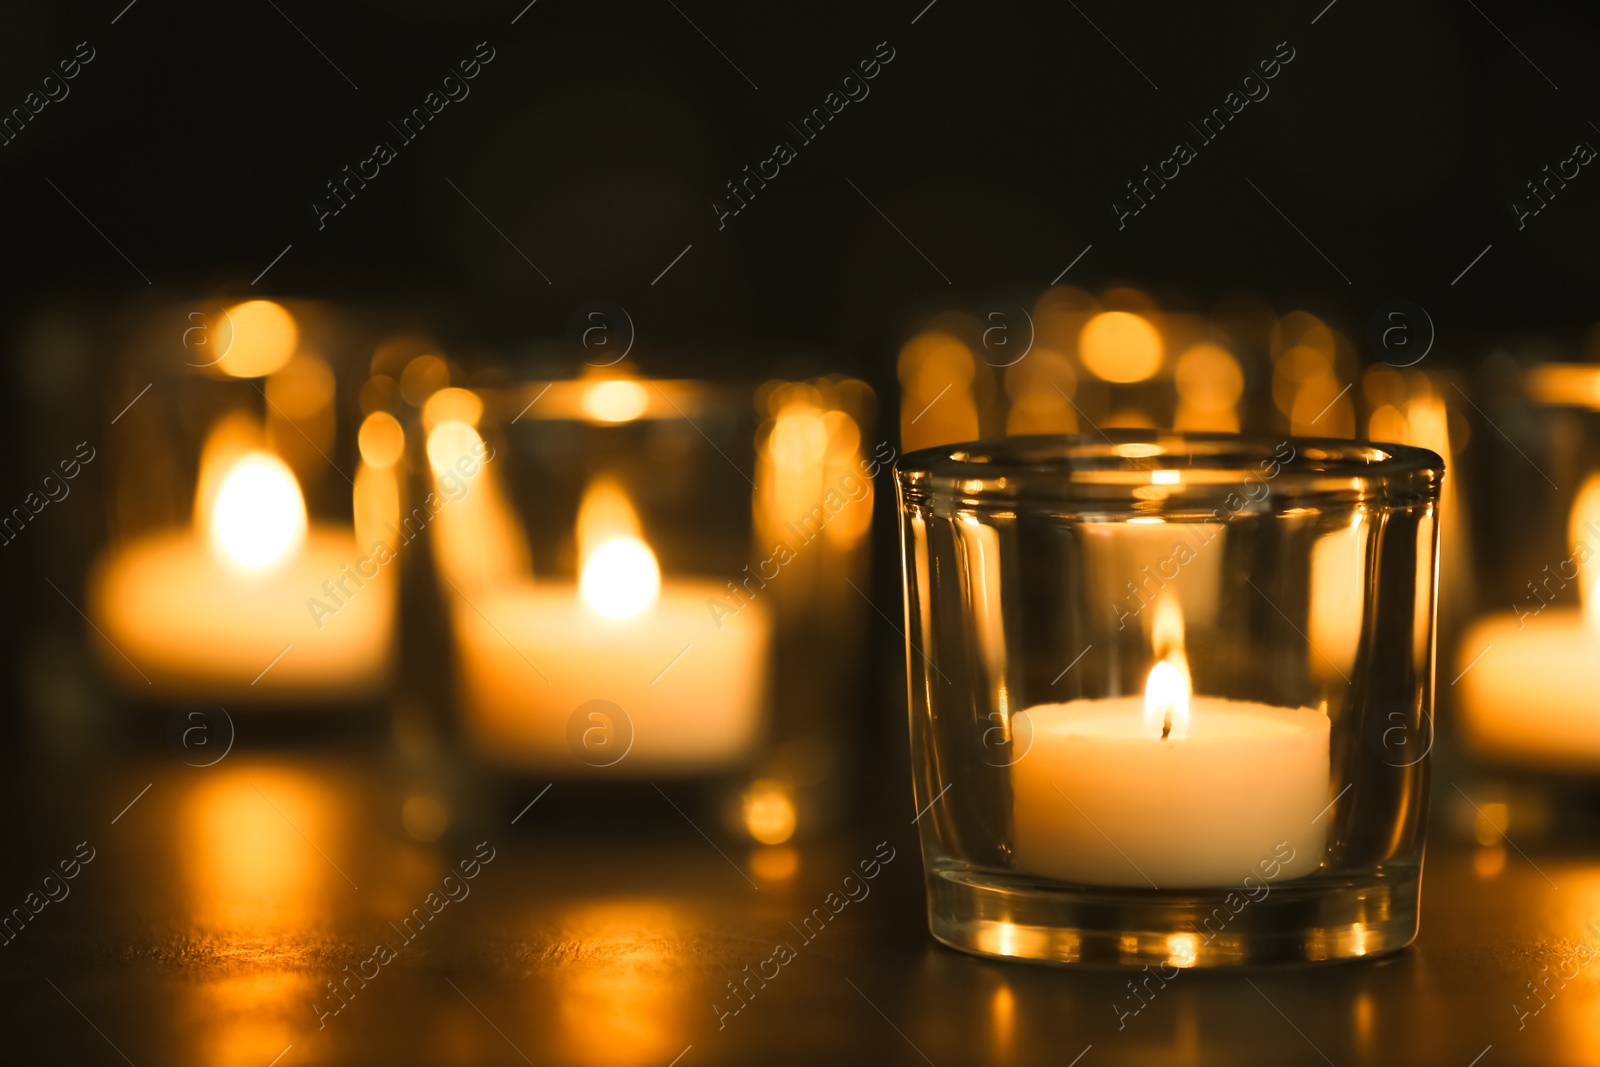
439, 377, 771, 781
1445, 360, 1600, 843
896, 433, 1442, 967
86, 298, 391, 708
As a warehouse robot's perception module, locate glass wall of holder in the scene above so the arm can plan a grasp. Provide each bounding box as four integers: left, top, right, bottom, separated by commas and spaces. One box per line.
86, 298, 395, 707
896, 433, 1442, 967
430, 373, 774, 785
1448, 357, 1600, 841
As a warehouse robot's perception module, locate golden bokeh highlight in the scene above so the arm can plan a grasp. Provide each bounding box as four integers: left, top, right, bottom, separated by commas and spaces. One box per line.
425, 419, 484, 476
899, 330, 979, 451
741, 779, 797, 844
1174, 342, 1243, 432
1005, 349, 1079, 436
1080, 311, 1163, 384
358, 411, 406, 469
216, 300, 298, 379
421, 387, 484, 432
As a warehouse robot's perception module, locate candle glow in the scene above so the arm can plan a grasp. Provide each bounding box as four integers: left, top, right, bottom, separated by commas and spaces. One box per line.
209, 452, 307, 569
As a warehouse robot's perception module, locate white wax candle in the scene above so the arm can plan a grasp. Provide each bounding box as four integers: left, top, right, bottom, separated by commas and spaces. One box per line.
455, 580, 770, 772
1010, 696, 1330, 887
1456, 610, 1600, 770
88, 527, 394, 700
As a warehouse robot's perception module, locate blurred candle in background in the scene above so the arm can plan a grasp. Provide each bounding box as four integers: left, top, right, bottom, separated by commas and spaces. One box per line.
447, 460, 771, 772
88, 416, 395, 701
1456, 474, 1600, 770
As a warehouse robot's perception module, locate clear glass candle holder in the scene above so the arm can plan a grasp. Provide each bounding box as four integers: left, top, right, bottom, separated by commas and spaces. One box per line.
895, 433, 1442, 967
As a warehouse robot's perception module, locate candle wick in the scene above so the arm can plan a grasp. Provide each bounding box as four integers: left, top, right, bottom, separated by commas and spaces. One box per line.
1161, 709, 1172, 741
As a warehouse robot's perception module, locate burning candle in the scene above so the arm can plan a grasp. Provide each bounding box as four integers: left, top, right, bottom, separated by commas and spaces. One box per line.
88, 420, 395, 700
1456, 474, 1600, 770
450, 473, 771, 772
1009, 600, 1330, 887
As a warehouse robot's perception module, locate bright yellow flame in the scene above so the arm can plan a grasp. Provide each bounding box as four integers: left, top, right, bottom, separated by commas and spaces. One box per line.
193, 412, 264, 531
217, 300, 297, 379
1080, 311, 1163, 383
1151, 469, 1181, 485
1144, 658, 1191, 740
1166, 932, 1199, 968
742, 780, 797, 844
210, 452, 306, 568
358, 411, 406, 468
425, 419, 484, 475
581, 379, 650, 423
580, 538, 660, 618
421, 386, 483, 432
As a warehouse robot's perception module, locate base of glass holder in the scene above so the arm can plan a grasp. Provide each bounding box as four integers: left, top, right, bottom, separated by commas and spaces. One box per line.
927, 863, 1420, 967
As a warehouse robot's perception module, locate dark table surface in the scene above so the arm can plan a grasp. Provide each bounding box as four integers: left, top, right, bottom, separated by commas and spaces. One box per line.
0, 748, 1592, 1067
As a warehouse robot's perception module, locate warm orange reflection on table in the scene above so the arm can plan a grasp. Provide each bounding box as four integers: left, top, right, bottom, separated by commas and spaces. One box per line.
182, 766, 352, 933
550, 901, 695, 1067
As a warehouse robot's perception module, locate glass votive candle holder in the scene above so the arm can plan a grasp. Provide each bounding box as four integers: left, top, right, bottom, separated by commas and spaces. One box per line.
895, 432, 1443, 967
86, 297, 397, 708
428, 372, 773, 780
1452, 360, 1600, 777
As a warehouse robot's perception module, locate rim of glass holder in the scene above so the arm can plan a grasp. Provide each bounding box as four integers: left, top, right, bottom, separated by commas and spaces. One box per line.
895, 432, 1444, 512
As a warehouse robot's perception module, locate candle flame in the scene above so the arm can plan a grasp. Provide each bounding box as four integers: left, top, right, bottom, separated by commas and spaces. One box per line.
580, 538, 660, 618
576, 479, 658, 618
1144, 657, 1191, 741
209, 451, 306, 568
581, 379, 649, 424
